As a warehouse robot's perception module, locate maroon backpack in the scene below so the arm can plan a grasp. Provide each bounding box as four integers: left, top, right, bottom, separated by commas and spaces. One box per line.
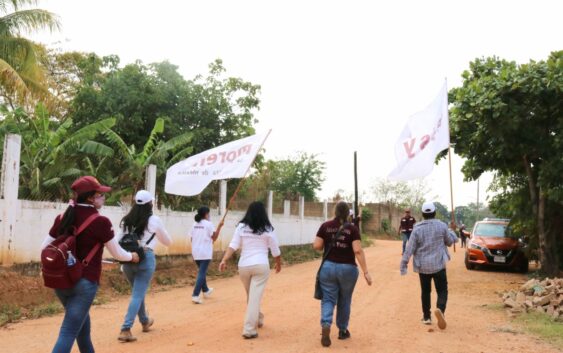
41, 213, 101, 289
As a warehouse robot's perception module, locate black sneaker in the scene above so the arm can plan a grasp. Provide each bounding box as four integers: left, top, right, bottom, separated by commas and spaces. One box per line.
321, 325, 331, 347
338, 329, 351, 340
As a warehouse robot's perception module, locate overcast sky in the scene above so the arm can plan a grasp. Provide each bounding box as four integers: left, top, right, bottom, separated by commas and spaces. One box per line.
31, 0, 562, 209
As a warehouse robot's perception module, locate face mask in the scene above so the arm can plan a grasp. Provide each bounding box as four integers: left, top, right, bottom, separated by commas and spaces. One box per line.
93, 194, 106, 209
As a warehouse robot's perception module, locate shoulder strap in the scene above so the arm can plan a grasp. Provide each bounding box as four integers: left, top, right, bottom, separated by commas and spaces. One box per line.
73, 213, 102, 267
145, 233, 156, 246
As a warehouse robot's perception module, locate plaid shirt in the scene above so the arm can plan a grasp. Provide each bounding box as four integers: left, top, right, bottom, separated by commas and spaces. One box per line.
400, 219, 458, 275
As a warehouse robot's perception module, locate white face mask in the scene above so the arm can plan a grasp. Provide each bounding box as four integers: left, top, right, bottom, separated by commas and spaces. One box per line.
92, 194, 106, 209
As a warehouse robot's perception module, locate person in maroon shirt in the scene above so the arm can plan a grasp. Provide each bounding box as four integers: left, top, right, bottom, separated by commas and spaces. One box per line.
313, 201, 372, 347
41, 176, 138, 353
398, 209, 416, 255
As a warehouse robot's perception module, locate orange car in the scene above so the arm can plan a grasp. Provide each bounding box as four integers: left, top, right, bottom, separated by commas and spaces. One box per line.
465, 218, 528, 273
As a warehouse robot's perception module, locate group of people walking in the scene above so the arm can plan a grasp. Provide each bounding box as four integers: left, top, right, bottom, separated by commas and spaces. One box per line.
42, 175, 458, 353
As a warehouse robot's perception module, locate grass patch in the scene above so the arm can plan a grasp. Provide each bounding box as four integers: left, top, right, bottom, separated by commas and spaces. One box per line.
514, 312, 563, 349
278, 244, 322, 265
361, 234, 375, 248
28, 302, 63, 319
0, 304, 22, 326
482, 303, 505, 311
155, 275, 177, 286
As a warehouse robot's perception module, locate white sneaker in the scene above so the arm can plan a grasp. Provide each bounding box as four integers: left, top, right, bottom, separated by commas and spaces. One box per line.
192, 296, 202, 304
203, 288, 214, 298
421, 318, 432, 325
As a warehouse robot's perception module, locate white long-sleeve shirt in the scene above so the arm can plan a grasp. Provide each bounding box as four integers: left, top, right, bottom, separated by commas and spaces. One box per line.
228, 224, 281, 267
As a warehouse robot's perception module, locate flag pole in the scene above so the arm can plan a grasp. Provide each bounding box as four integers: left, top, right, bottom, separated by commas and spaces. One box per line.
448, 144, 456, 253
216, 129, 272, 236
353, 151, 360, 233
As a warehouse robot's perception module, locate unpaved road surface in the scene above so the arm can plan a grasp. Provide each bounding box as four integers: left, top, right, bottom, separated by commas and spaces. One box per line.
1, 240, 560, 353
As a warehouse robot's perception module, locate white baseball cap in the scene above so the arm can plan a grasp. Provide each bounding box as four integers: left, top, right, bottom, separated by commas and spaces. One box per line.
421, 201, 436, 214
135, 190, 154, 205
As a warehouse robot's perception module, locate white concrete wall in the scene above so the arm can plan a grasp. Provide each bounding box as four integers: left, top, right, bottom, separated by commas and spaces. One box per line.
0, 199, 324, 264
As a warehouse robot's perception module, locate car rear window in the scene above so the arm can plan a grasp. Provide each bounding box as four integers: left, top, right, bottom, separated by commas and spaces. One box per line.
473, 223, 508, 237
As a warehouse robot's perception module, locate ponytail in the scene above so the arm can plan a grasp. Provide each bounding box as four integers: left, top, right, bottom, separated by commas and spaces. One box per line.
195, 206, 210, 223
334, 201, 350, 225
58, 191, 96, 235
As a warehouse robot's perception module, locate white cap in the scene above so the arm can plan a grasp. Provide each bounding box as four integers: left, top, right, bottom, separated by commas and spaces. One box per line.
135, 190, 154, 205
421, 201, 436, 214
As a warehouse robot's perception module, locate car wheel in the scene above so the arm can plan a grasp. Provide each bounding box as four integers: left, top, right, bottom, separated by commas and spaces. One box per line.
464, 254, 475, 270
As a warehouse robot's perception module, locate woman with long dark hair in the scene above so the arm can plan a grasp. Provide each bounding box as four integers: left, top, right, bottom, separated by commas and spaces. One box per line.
189, 206, 223, 304
117, 190, 172, 342
41, 176, 139, 353
313, 201, 372, 347
219, 201, 281, 339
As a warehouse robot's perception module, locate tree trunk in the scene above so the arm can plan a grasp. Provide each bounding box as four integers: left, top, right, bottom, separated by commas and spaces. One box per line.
522, 156, 559, 275
538, 189, 560, 276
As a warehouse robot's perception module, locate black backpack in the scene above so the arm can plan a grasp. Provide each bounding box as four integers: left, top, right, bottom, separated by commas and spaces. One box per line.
119, 228, 155, 262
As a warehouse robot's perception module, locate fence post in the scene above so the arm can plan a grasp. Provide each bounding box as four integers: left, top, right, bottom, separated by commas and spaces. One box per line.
267, 190, 273, 220
145, 164, 157, 197
1, 134, 21, 266
323, 200, 328, 221
219, 180, 227, 215
283, 200, 290, 217
299, 196, 305, 245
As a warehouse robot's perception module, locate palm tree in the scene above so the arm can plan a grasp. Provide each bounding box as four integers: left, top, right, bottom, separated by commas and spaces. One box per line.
0, 0, 60, 105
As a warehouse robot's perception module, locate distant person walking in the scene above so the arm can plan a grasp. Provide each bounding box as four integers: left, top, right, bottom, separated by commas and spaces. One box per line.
459, 224, 468, 248
313, 201, 372, 347
117, 190, 172, 342
399, 209, 416, 255
189, 206, 223, 304
219, 201, 281, 339
400, 201, 458, 330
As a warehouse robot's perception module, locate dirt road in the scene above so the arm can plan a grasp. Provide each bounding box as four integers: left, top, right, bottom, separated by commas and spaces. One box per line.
1, 240, 560, 353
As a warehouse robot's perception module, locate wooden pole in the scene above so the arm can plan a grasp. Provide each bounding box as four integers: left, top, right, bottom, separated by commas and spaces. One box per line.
448, 144, 456, 252
354, 151, 359, 221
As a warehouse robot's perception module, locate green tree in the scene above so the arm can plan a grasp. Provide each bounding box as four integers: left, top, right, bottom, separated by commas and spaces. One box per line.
0, 0, 60, 105
448, 51, 563, 274
371, 178, 432, 210
69, 58, 260, 154
0, 103, 115, 200
246, 152, 325, 201
100, 117, 193, 204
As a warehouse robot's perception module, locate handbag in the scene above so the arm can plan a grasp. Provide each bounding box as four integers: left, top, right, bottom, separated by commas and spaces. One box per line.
314, 224, 345, 300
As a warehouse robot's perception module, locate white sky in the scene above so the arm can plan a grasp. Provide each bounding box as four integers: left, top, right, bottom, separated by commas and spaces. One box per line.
31, 0, 562, 209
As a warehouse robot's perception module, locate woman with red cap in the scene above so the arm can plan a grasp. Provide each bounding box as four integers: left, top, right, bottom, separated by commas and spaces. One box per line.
41, 176, 140, 353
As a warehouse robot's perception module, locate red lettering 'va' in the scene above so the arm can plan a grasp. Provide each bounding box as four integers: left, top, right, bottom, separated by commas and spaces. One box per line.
403, 138, 416, 159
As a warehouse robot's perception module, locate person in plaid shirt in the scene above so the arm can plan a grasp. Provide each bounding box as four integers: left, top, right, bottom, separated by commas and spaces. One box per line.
400, 201, 458, 329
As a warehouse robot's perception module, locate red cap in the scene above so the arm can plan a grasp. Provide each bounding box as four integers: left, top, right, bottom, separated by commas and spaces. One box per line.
71, 176, 111, 195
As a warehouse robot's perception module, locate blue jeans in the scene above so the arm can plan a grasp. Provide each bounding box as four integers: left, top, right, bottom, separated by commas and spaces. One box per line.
121, 250, 156, 330
52, 278, 99, 353
402, 231, 411, 254
193, 259, 211, 296
319, 260, 359, 330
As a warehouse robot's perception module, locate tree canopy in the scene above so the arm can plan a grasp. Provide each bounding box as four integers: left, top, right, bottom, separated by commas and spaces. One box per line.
449, 51, 563, 274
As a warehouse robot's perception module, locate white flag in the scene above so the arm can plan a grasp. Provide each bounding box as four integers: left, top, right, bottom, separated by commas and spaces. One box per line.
388, 82, 449, 181
165, 131, 270, 196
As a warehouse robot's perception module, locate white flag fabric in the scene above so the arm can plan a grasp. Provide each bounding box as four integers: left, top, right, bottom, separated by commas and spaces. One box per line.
165, 131, 270, 196
388, 82, 449, 181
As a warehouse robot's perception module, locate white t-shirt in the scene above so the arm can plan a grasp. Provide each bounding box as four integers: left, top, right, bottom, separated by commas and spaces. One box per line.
189, 219, 215, 260
117, 215, 172, 250
228, 224, 281, 267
